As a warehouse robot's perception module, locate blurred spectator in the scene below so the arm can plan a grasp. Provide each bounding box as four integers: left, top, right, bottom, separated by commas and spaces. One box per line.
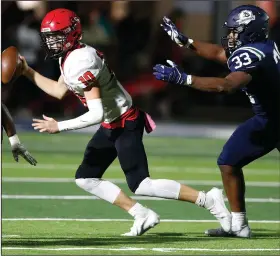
270, 19, 280, 47
15, 12, 41, 67
269, 10, 280, 47
15, 1, 47, 68
82, 9, 115, 48
152, 9, 186, 66
2, 2, 25, 51
256, 0, 280, 46
113, 2, 152, 81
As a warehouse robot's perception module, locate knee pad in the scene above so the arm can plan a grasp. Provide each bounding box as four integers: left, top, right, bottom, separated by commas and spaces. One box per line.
133, 177, 153, 195
125, 173, 149, 193
75, 178, 102, 192
75, 178, 121, 204
134, 177, 180, 199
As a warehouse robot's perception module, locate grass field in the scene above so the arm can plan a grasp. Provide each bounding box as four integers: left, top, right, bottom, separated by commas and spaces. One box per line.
1, 132, 280, 255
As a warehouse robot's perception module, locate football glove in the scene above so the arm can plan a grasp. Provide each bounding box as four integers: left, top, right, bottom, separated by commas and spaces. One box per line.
11, 143, 37, 166
153, 60, 189, 85
161, 16, 191, 48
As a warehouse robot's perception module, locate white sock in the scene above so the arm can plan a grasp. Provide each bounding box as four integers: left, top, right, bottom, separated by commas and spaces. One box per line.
128, 203, 148, 218
232, 212, 247, 229
195, 191, 214, 209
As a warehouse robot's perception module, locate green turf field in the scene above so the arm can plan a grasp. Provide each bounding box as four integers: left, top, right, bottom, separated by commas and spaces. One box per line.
2, 132, 280, 255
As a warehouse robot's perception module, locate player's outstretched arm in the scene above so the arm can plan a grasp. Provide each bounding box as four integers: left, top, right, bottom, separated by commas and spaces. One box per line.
19, 55, 68, 100
188, 71, 252, 92
161, 16, 227, 64
2, 103, 37, 166
153, 60, 251, 93
32, 85, 104, 134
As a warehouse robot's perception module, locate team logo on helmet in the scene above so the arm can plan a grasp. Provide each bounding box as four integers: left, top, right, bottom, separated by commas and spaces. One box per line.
41, 27, 51, 32
236, 10, 256, 25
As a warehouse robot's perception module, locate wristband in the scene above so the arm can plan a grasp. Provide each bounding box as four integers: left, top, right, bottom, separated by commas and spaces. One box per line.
9, 134, 20, 147
185, 38, 194, 48
185, 75, 193, 86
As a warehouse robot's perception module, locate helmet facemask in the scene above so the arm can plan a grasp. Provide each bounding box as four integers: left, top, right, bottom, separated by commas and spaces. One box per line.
40, 24, 81, 60
40, 31, 68, 59
221, 24, 244, 57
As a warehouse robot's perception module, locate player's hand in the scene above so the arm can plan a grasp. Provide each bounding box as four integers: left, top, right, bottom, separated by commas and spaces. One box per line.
161, 16, 189, 47
12, 143, 37, 166
153, 60, 187, 85
32, 114, 60, 134
18, 55, 29, 76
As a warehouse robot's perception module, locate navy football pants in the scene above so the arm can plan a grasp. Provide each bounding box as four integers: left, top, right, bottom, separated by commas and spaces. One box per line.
218, 115, 280, 168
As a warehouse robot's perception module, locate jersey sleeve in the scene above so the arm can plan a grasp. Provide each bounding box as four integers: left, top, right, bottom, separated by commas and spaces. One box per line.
65, 49, 103, 89
227, 46, 265, 74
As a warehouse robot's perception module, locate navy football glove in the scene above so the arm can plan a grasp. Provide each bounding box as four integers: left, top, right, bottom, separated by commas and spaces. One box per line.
161, 16, 189, 47
153, 60, 188, 85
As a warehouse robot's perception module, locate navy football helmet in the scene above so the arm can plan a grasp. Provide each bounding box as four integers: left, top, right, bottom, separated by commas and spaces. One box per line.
221, 5, 269, 57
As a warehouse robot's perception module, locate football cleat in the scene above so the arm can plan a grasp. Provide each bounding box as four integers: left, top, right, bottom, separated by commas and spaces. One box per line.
206, 188, 232, 232
205, 225, 252, 238
205, 227, 232, 237
232, 222, 252, 238
122, 209, 160, 236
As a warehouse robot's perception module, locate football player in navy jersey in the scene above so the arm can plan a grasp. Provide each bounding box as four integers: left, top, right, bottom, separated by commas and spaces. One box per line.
1, 102, 37, 166
153, 5, 280, 238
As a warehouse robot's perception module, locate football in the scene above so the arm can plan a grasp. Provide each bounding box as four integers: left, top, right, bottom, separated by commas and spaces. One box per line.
1, 46, 23, 84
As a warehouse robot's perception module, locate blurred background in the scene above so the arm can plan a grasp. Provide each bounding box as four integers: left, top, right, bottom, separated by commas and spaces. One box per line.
1, 0, 280, 126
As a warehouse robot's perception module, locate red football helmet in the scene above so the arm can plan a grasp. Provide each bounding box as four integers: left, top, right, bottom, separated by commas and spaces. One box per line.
40, 8, 82, 59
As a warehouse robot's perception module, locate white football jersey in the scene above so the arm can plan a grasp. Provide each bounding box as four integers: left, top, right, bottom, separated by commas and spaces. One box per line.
59, 44, 132, 123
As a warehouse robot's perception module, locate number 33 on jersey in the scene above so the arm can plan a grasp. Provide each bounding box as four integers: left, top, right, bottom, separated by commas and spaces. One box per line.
227, 41, 280, 116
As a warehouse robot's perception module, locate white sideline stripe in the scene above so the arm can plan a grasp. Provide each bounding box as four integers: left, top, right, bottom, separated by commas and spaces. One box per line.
2, 247, 280, 252
2, 163, 279, 176
2, 218, 280, 224
2, 195, 280, 203
2, 235, 21, 238
2, 177, 279, 187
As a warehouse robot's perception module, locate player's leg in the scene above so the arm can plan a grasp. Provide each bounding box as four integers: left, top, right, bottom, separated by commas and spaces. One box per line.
206, 116, 278, 238
116, 111, 231, 233
108, 116, 158, 236
75, 126, 147, 219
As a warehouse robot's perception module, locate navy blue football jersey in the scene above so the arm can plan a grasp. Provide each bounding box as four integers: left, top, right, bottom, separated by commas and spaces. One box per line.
227, 40, 280, 119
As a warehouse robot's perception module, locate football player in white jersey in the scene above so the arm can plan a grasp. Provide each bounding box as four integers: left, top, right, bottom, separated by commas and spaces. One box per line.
20, 8, 231, 236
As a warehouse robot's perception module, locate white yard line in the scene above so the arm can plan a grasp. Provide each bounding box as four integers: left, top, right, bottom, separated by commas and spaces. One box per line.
2, 218, 280, 223
2, 177, 279, 187
2, 194, 280, 203
2, 235, 21, 238
2, 163, 279, 175
2, 247, 280, 252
